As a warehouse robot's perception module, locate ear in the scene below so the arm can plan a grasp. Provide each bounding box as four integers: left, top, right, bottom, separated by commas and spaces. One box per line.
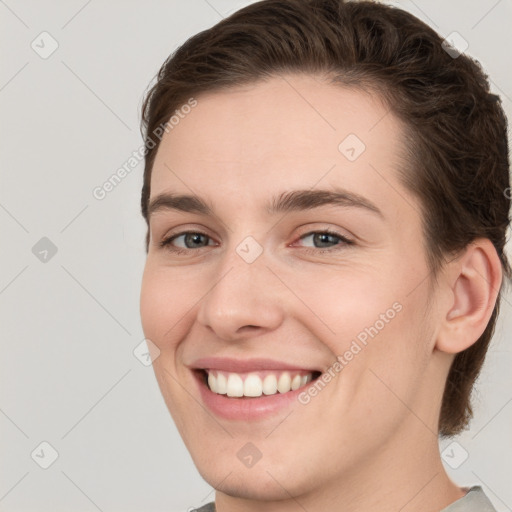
435, 238, 503, 354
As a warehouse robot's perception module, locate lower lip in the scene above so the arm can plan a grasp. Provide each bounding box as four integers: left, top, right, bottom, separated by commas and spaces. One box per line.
193, 371, 313, 421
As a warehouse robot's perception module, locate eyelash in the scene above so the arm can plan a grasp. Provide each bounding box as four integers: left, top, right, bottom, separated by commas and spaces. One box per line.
159, 229, 354, 255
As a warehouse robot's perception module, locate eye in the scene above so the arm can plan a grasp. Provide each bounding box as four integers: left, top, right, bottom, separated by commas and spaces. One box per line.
294, 230, 354, 252
160, 231, 215, 254
158, 228, 354, 256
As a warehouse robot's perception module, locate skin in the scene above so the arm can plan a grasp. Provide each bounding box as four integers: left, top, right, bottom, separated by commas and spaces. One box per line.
139, 74, 501, 512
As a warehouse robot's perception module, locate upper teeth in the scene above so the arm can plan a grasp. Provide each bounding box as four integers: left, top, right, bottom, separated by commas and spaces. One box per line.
206, 370, 313, 397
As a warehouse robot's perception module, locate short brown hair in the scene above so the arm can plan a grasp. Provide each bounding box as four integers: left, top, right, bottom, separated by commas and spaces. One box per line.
139, 0, 511, 437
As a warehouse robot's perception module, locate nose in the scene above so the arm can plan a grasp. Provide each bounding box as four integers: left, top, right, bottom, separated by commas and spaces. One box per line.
196, 244, 285, 342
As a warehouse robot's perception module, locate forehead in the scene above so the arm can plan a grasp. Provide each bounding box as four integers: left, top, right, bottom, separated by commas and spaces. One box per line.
150, 74, 409, 215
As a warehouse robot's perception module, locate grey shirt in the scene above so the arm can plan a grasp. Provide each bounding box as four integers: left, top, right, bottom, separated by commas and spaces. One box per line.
441, 485, 497, 511
191, 485, 496, 511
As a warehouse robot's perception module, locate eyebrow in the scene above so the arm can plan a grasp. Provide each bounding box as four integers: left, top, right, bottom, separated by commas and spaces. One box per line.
147, 188, 384, 219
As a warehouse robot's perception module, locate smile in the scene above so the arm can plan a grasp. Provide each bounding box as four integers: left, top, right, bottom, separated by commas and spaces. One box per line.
204, 369, 319, 397
190, 357, 323, 420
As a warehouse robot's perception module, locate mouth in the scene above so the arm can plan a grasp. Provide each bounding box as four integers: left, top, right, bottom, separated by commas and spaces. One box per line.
197, 368, 322, 398
189, 357, 325, 420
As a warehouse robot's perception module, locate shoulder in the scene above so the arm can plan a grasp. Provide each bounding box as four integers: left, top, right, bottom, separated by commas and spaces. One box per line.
178, 503, 215, 512
441, 486, 497, 512
194, 504, 216, 512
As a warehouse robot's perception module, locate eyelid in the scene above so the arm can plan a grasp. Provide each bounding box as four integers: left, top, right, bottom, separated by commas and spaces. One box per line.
157, 223, 215, 243
291, 229, 354, 249
292, 224, 354, 243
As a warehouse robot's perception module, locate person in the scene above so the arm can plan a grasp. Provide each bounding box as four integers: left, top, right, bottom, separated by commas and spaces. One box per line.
138, 0, 510, 510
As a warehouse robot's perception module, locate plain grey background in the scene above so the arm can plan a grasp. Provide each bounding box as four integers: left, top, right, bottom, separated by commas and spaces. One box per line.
1, 1, 511, 511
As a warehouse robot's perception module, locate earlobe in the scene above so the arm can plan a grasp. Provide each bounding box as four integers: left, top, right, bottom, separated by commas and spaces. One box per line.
436, 239, 502, 354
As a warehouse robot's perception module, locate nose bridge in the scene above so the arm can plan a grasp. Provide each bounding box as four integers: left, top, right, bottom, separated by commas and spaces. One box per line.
196, 235, 284, 339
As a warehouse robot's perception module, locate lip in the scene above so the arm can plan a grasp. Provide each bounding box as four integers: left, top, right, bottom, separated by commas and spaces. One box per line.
189, 357, 322, 421
191, 356, 320, 373
192, 370, 317, 421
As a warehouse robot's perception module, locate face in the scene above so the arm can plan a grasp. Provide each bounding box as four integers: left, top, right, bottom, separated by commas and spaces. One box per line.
140, 74, 447, 501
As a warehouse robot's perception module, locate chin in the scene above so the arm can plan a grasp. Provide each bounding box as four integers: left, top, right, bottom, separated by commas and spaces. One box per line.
196, 461, 305, 502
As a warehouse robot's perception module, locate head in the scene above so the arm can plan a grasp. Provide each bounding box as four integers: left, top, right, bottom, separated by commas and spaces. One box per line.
139, 0, 510, 502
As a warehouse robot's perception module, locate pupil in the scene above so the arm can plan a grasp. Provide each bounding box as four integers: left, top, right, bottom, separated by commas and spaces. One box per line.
186, 233, 204, 247
315, 233, 336, 248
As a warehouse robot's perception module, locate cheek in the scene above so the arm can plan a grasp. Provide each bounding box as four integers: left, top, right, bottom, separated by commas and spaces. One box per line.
286, 265, 400, 351
139, 264, 201, 350
289, 262, 431, 390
